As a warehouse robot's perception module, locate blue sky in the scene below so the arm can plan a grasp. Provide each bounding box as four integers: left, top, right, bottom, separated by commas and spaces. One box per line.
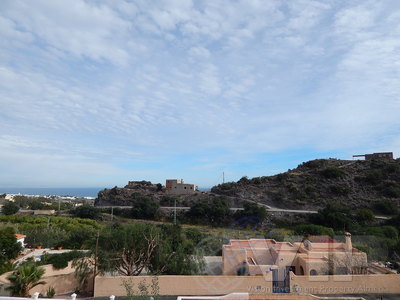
1, 0, 399, 189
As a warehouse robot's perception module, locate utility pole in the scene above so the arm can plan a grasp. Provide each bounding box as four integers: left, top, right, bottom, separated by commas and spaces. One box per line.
111, 206, 114, 221
223, 172, 225, 184
93, 231, 99, 296
174, 198, 177, 225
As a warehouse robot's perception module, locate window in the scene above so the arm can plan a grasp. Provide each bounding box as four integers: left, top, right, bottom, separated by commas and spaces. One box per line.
310, 269, 318, 276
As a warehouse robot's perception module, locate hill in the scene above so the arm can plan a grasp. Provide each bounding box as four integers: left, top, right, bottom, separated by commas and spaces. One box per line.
95, 158, 400, 212
211, 158, 400, 210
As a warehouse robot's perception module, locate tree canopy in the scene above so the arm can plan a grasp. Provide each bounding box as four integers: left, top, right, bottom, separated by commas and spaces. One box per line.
2, 201, 20, 215
95, 223, 203, 276
0, 227, 22, 266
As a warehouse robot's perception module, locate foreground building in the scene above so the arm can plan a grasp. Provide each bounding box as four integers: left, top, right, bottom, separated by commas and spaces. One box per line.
222, 233, 367, 291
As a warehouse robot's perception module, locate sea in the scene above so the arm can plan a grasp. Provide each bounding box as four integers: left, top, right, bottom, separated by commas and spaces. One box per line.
0, 187, 104, 198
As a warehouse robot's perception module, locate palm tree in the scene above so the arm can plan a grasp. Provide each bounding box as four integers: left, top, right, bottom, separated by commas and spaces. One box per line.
6, 263, 46, 296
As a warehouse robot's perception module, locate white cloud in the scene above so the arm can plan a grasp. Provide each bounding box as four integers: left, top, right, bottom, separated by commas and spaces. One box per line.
188, 46, 210, 59
2, 0, 132, 65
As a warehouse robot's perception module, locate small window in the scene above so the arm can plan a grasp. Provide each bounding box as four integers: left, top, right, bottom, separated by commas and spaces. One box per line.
310, 269, 318, 276
184, 187, 187, 189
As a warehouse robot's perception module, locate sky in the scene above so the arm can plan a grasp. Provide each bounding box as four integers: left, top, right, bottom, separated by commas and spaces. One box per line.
1, 0, 400, 189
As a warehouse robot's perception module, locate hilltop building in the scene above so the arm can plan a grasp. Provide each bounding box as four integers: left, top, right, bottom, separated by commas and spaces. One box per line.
166, 179, 198, 194
353, 152, 394, 160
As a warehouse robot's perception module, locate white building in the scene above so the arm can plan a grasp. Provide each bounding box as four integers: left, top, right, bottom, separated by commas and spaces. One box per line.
166, 179, 198, 195
15, 234, 26, 248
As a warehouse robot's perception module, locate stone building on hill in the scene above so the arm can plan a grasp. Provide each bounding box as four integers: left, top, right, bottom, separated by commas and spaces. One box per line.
166, 179, 198, 195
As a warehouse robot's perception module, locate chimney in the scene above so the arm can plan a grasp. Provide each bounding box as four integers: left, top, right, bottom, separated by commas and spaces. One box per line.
345, 232, 352, 251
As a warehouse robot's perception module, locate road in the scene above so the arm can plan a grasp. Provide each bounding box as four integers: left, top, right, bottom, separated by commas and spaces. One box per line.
99, 201, 389, 219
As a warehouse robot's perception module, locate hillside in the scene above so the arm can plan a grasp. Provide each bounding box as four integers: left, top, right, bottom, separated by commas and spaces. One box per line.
95, 158, 400, 211
211, 158, 400, 210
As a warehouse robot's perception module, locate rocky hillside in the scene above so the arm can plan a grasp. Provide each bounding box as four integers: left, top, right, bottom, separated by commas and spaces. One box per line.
95, 181, 163, 206
95, 180, 219, 207
95, 158, 400, 211
211, 158, 400, 210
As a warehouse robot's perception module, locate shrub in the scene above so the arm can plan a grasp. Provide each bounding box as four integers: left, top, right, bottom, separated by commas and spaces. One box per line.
309, 203, 352, 231
46, 287, 56, 298
299, 159, 326, 169
378, 181, 400, 198
365, 170, 383, 185
39, 251, 87, 269
2, 201, 20, 215
250, 177, 262, 185
321, 167, 346, 179
131, 197, 159, 220
70, 205, 101, 220
187, 197, 230, 226
294, 224, 334, 237
329, 184, 350, 196
276, 173, 288, 182
355, 209, 375, 226
238, 176, 250, 184
374, 200, 398, 215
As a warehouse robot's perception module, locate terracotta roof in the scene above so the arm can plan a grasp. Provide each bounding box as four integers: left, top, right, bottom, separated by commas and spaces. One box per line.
15, 234, 26, 239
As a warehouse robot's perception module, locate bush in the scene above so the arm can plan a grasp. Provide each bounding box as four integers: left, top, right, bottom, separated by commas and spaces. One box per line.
46, 287, 56, 298
355, 209, 375, 226
131, 197, 160, 220
187, 197, 230, 226
276, 173, 288, 182
294, 224, 334, 237
321, 167, 346, 179
365, 170, 383, 185
309, 203, 352, 230
71, 205, 101, 220
250, 177, 262, 185
381, 186, 400, 198
39, 251, 87, 269
299, 159, 326, 169
2, 201, 20, 215
329, 184, 350, 196
238, 176, 250, 184
374, 200, 398, 215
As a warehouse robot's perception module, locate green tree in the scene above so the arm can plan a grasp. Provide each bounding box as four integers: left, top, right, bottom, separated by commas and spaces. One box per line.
71, 205, 101, 220
242, 201, 267, 219
188, 197, 230, 226
355, 209, 375, 226
6, 262, 46, 296
2, 201, 20, 215
0, 227, 22, 268
131, 197, 159, 220
309, 203, 353, 230
149, 224, 204, 275
98, 223, 161, 276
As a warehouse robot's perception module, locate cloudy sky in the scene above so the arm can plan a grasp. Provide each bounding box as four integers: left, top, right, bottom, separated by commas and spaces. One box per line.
1, 0, 399, 188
